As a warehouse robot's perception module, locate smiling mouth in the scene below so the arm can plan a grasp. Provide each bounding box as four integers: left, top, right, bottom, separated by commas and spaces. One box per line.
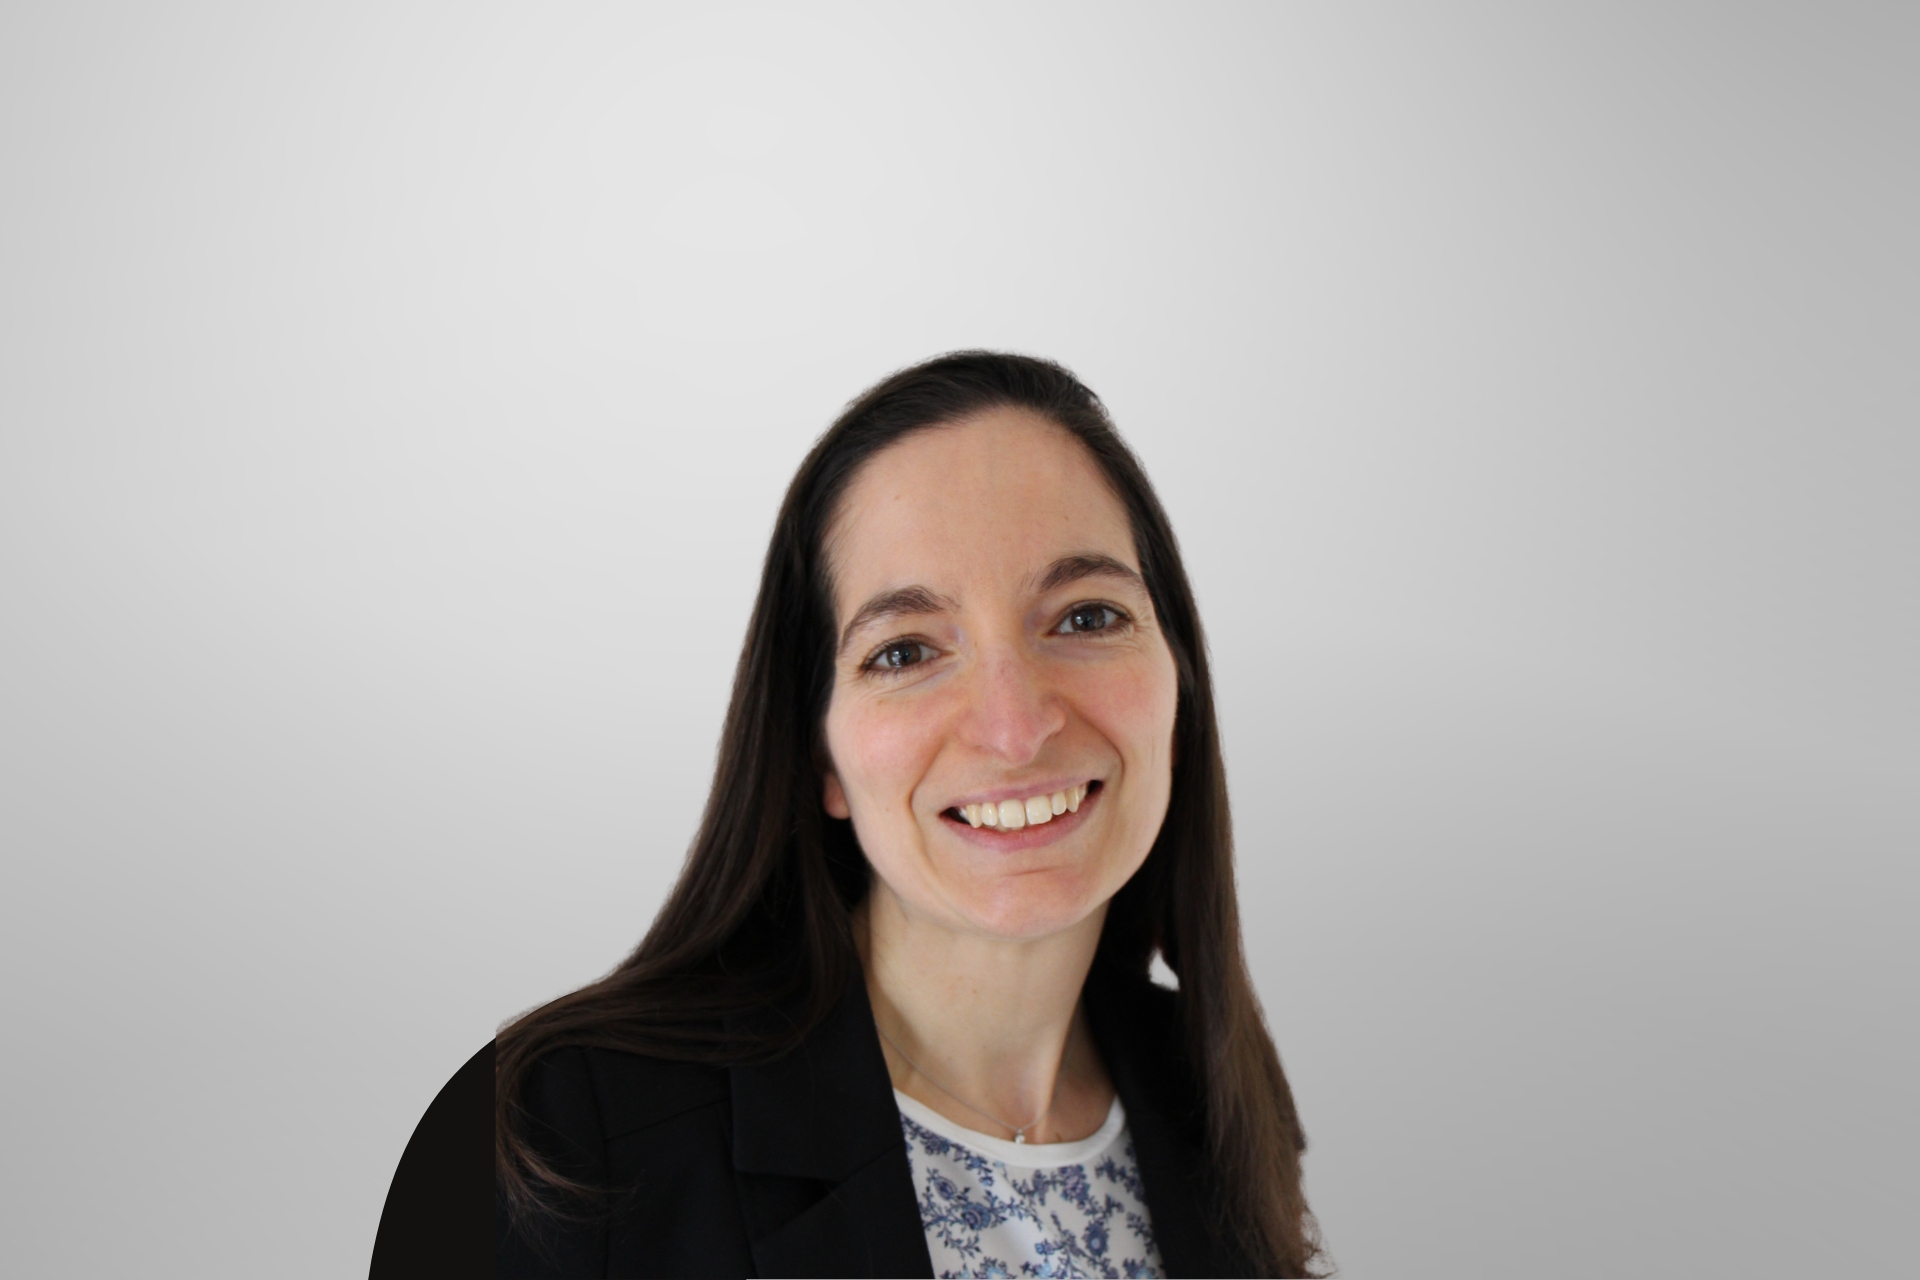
943, 780, 1103, 831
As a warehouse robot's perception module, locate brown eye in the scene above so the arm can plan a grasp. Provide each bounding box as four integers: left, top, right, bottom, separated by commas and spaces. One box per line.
871, 640, 930, 671
1056, 604, 1121, 635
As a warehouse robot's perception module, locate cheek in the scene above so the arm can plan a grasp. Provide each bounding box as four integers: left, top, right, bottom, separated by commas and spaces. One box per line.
1078, 651, 1180, 764
826, 695, 945, 813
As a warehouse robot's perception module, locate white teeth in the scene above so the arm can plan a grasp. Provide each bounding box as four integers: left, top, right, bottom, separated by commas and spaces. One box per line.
958, 785, 1094, 829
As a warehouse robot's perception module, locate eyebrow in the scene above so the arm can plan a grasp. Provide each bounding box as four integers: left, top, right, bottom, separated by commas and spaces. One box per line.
838, 585, 959, 655
1033, 552, 1145, 596
837, 554, 1146, 656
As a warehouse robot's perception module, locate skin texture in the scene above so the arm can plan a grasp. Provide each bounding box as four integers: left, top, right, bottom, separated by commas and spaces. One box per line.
822, 407, 1179, 1143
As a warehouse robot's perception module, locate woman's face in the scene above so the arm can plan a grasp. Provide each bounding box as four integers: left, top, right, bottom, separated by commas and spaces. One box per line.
822, 408, 1180, 941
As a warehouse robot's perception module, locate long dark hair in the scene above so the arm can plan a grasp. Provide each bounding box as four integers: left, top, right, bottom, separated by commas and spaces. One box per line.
495, 351, 1325, 1276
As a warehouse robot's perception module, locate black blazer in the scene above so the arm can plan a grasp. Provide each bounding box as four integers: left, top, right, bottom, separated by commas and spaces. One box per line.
372, 964, 1254, 1278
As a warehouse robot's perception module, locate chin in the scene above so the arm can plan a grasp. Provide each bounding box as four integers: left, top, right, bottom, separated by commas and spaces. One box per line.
957, 874, 1112, 941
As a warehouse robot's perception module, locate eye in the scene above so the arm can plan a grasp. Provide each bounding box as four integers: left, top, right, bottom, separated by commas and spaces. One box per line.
865, 639, 933, 672
1054, 603, 1123, 635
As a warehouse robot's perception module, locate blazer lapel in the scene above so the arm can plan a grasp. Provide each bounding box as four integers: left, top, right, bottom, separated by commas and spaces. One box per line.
726, 974, 932, 1278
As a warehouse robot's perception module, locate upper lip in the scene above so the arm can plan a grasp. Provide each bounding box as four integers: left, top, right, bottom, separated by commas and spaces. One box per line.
942, 778, 1094, 811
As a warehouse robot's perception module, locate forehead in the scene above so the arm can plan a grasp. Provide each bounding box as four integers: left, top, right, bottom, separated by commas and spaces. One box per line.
826, 407, 1136, 608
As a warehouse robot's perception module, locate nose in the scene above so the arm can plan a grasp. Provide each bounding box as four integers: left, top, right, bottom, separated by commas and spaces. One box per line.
954, 643, 1067, 765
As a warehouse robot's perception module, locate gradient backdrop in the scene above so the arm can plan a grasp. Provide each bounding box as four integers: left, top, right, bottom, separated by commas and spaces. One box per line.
2, 4, 1913, 1276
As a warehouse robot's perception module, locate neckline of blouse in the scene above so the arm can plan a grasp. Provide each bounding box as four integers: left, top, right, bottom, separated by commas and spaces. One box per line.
892, 1088, 1127, 1168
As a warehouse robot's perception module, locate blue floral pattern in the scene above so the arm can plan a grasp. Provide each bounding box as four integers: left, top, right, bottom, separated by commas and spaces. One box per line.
898, 1102, 1163, 1279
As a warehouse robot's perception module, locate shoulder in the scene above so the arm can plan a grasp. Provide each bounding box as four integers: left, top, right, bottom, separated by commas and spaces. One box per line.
517, 1042, 731, 1148
371, 1040, 495, 1278
371, 1039, 742, 1279
501, 1042, 754, 1277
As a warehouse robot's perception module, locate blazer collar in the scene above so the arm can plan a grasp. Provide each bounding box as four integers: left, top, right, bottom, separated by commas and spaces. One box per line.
1085, 962, 1254, 1278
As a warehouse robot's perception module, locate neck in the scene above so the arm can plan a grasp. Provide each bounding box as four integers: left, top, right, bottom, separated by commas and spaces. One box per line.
857, 883, 1114, 1144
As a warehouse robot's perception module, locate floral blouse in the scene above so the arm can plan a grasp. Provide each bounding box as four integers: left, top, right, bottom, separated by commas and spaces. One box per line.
895, 1090, 1164, 1279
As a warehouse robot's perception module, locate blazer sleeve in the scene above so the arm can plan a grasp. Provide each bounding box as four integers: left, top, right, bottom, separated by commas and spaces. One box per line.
370, 1040, 497, 1279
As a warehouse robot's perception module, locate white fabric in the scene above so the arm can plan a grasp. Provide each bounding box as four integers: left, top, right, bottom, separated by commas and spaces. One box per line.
895, 1089, 1164, 1279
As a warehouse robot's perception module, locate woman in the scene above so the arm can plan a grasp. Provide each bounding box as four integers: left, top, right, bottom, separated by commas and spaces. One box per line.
374, 352, 1325, 1278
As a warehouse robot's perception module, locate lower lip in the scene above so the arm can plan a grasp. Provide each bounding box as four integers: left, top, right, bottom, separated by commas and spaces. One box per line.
941, 785, 1101, 852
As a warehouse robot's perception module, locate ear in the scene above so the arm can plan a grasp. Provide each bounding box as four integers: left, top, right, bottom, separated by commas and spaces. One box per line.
822, 769, 851, 819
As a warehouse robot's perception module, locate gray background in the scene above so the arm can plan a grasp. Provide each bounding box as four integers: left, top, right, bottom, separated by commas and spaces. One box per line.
2, 3, 1913, 1275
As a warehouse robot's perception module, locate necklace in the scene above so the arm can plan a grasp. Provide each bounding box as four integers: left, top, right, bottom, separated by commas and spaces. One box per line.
874, 1021, 1062, 1144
